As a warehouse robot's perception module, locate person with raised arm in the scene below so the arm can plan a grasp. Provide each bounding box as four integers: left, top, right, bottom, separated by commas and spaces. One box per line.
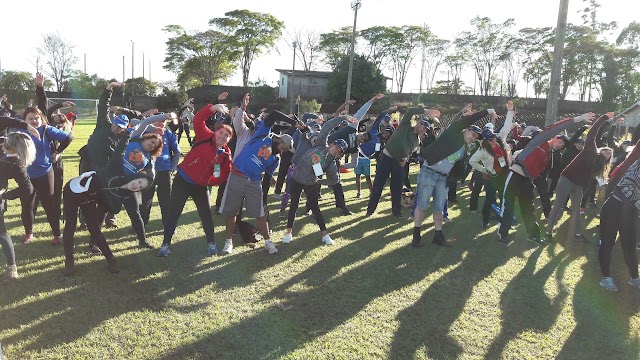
219, 110, 297, 255
411, 106, 491, 247
0, 125, 37, 282
496, 112, 595, 245
282, 115, 352, 246
157, 103, 233, 257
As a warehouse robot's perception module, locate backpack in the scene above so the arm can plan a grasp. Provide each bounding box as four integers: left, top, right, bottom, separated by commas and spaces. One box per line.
236, 219, 260, 244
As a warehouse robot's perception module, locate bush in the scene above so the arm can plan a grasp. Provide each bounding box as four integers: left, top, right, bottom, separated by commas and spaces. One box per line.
156, 87, 187, 112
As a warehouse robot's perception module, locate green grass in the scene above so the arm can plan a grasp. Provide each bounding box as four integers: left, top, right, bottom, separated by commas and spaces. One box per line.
1, 118, 639, 359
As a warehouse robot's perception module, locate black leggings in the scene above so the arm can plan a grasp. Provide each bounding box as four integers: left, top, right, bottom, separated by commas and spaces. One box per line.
0, 210, 16, 266
22, 169, 61, 236
177, 124, 192, 146
287, 179, 326, 232
62, 186, 114, 263
598, 196, 638, 278
162, 173, 215, 245
122, 195, 148, 245
141, 170, 172, 226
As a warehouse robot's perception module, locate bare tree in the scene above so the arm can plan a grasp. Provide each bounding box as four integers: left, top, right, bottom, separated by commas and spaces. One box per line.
37, 32, 78, 92
286, 28, 322, 71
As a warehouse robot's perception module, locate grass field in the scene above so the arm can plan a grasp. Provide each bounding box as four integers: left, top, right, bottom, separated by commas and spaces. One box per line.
1, 118, 639, 359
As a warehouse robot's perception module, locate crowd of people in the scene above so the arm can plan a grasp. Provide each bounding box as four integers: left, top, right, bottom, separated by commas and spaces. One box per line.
1, 74, 639, 293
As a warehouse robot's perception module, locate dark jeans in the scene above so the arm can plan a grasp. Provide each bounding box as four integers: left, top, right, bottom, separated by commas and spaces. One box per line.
63, 186, 113, 263
331, 183, 347, 209
599, 197, 638, 278
0, 210, 16, 265
141, 170, 172, 226
177, 124, 192, 146
447, 177, 458, 201
275, 151, 293, 194
533, 175, 551, 218
215, 181, 226, 210
403, 162, 412, 190
288, 179, 326, 231
498, 171, 541, 240
548, 176, 559, 198
122, 195, 148, 245
482, 174, 505, 225
367, 153, 404, 216
163, 173, 216, 245
21, 169, 61, 236
581, 178, 598, 207
469, 170, 484, 211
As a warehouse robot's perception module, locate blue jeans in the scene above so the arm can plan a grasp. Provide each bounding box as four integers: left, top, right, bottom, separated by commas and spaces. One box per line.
416, 167, 448, 212
367, 153, 404, 216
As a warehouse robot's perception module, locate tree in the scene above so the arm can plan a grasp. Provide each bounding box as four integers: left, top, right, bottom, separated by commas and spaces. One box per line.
500, 37, 526, 97
286, 28, 322, 71
617, 21, 640, 50
360, 26, 394, 71
319, 27, 355, 70
420, 36, 449, 93
519, 27, 554, 98
209, 9, 284, 87
68, 71, 109, 99
124, 77, 157, 98
328, 55, 386, 103
156, 87, 187, 113
442, 53, 466, 95
386, 25, 431, 93
163, 25, 240, 88
454, 17, 515, 96
0, 70, 36, 108
37, 32, 78, 93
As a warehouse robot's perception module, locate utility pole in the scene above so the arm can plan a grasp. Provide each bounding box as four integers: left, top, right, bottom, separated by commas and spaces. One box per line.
131, 41, 135, 101
148, 58, 151, 82
142, 52, 145, 81
84, 53, 87, 73
419, 23, 428, 94
545, 0, 570, 127
345, 0, 362, 113
122, 56, 126, 104
290, 41, 298, 114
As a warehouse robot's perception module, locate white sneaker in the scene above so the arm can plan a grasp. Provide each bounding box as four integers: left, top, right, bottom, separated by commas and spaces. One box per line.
265, 240, 278, 254
282, 233, 293, 244
321, 234, 334, 245
221, 240, 233, 255
600, 277, 619, 292
306, 209, 312, 216
628, 278, 640, 289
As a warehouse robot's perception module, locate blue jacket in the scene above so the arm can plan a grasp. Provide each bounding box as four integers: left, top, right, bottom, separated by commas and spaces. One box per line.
155, 130, 180, 172
359, 112, 390, 158
26, 125, 71, 178
233, 122, 280, 181
122, 139, 152, 175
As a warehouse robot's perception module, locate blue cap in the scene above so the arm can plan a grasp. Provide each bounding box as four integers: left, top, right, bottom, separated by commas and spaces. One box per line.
112, 114, 130, 129
333, 139, 348, 152
418, 118, 431, 129
481, 128, 496, 140
468, 125, 483, 139
556, 134, 570, 147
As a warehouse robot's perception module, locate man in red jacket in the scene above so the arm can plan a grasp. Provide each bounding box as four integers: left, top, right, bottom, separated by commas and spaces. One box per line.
497, 112, 595, 245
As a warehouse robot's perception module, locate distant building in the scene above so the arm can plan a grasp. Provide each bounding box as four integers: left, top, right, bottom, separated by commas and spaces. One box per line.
276, 69, 332, 101
620, 101, 640, 127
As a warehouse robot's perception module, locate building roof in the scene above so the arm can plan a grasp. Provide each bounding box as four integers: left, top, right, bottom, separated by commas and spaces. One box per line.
275, 69, 333, 78
620, 101, 640, 127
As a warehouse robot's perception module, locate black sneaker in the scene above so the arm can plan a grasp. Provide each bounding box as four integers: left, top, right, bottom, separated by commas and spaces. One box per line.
574, 234, 589, 243
138, 241, 155, 249
392, 212, 407, 220
432, 232, 452, 247
340, 207, 352, 216
412, 233, 423, 248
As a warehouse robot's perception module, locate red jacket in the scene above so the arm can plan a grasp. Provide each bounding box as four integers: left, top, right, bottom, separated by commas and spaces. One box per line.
177, 105, 231, 186
514, 118, 574, 179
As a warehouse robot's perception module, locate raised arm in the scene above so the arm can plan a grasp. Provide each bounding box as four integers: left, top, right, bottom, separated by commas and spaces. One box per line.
98, 82, 122, 126
334, 100, 354, 117
263, 110, 297, 128
584, 113, 613, 149
570, 125, 589, 144
317, 116, 349, 146
400, 107, 427, 127
193, 104, 228, 139
35, 73, 48, 114
132, 113, 176, 138
497, 101, 515, 141
369, 109, 392, 136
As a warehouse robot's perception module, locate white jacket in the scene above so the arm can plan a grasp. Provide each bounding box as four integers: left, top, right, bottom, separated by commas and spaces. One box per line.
469, 111, 515, 175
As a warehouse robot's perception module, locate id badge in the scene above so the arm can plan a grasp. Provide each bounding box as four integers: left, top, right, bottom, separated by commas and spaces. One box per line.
447, 152, 459, 162
213, 164, 221, 178
375, 143, 381, 151
498, 156, 507, 168
312, 163, 324, 177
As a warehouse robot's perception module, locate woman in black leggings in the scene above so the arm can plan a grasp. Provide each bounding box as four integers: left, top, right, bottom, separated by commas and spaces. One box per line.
1, 129, 37, 282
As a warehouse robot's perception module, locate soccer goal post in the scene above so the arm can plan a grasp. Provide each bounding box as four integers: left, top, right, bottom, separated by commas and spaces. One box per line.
46, 98, 99, 118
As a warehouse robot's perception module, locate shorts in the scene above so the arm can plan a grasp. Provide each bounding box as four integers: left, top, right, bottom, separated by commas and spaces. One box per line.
219, 172, 265, 218
355, 158, 371, 176
416, 166, 448, 212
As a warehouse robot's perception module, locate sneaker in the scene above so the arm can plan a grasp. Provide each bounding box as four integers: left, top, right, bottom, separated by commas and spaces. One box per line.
340, 207, 352, 216
157, 245, 171, 257
105, 220, 118, 229
88, 245, 102, 255
265, 240, 278, 254
528, 237, 545, 246
4, 264, 18, 282
282, 233, 293, 244
574, 234, 589, 243
207, 243, 218, 256
636, 244, 640, 251
356, 192, 362, 199
364, 212, 373, 218
432, 232, 452, 247
580, 208, 585, 215
628, 278, 640, 289
496, 232, 510, 244
481, 222, 489, 229
600, 277, 619, 291
443, 216, 450, 223
22, 233, 34, 244
306, 209, 312, 216
107, 258, 120, 273
412, 233, 423, 248
51, 236, 62, 246
321, 234, 334, 245
221, 240, 233, 255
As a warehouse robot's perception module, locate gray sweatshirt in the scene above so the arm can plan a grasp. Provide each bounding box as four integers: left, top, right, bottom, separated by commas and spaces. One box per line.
292, 116, 346, 186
